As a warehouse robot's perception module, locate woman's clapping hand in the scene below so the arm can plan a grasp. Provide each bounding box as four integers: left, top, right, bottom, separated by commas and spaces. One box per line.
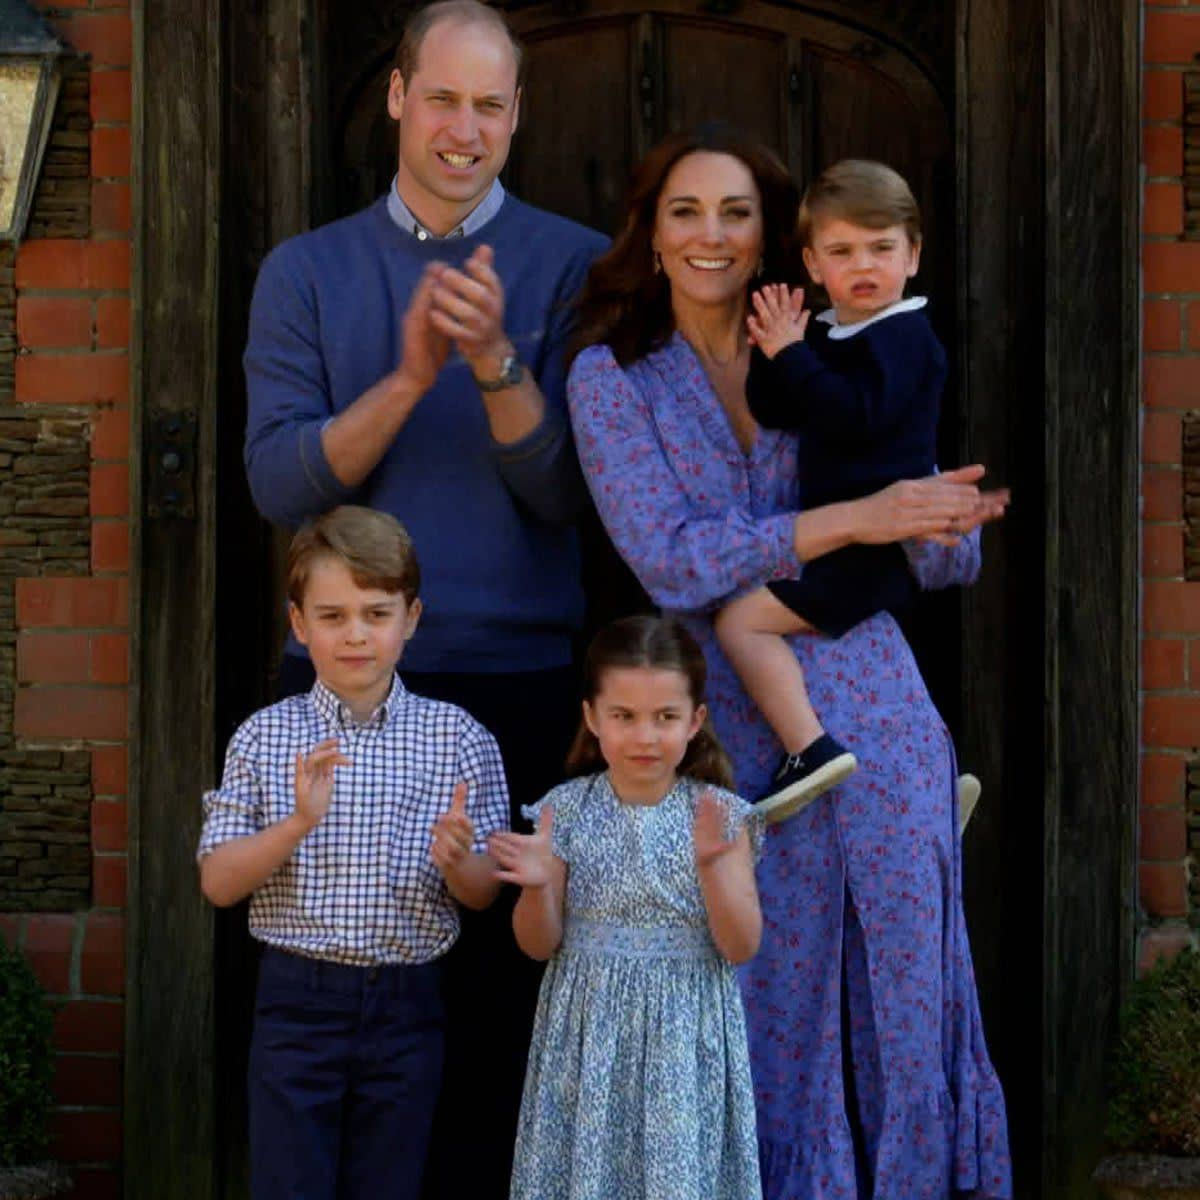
856, 464, 1009, 545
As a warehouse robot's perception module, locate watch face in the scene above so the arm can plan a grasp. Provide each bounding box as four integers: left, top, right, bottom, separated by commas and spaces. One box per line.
476, 354, 523, 390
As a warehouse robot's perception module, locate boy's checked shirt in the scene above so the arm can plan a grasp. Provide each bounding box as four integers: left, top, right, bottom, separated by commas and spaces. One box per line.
197, 675, 509, 966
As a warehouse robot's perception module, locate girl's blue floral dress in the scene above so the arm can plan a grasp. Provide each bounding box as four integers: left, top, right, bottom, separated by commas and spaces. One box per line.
567, 338, 1012, 1200
510, 772, 763, 1200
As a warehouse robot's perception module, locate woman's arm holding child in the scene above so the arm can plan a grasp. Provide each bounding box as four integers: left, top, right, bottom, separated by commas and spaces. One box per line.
200, 738, 349, 908
430, 782, 502, 910
694, 794, 761, 965
490, 808, 567, 961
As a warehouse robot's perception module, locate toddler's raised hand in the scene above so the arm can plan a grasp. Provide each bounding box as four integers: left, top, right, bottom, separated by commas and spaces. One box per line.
293, 738, 351, 830
489, 806, 556, 889
431, 781, 475, 875
693, 791, 738, 869
746, 284, 809, 359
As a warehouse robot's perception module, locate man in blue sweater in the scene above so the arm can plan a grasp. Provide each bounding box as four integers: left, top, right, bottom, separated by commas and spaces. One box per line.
242, 2, 606, 1195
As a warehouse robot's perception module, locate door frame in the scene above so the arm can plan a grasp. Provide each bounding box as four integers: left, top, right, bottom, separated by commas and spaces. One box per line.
128, 1, 1140, 1195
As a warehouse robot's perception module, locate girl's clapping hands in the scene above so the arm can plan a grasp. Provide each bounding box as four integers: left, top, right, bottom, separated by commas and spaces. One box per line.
490, 806, 556, 889
692, 791, 739, 869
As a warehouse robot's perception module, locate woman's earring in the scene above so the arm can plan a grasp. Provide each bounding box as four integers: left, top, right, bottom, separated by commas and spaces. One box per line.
756, 257, 765, 277
653, 250, 662, 274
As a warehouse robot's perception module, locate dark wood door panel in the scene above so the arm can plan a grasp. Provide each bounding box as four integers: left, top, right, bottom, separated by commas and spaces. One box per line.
659, 18, 786, 150
505, 18, 637, 235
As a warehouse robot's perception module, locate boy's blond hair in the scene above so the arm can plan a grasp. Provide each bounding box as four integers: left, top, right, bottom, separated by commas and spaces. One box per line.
287, 507, 421, 608
799, 159, 921, 246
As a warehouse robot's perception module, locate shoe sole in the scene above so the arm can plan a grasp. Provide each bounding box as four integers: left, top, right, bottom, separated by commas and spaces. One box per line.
957, 773, 982, 835
759, 753, 858, 825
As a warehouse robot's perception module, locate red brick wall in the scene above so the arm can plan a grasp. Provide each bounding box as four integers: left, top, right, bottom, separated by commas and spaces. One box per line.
1140, 2, 1200, 971
1, 3, 131, 1197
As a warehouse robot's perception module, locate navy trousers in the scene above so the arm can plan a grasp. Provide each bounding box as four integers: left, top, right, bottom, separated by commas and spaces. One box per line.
275, 657, 580, 1200
248, 947, 444, 1200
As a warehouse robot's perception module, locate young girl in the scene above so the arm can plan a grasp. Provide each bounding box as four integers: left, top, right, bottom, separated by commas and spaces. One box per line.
488, 616, 763, 1200
714, 159, 948, 823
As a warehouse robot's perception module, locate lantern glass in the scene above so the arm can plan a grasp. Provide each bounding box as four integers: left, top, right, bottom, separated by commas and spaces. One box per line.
0, 56, 43, 235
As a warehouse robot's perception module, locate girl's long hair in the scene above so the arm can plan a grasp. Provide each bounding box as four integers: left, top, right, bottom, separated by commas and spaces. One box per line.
565, 615, 734, 790
571, 123, 805, 367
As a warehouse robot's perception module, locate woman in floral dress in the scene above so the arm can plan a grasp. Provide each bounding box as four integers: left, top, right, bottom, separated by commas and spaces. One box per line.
566, 125, 1012, 1199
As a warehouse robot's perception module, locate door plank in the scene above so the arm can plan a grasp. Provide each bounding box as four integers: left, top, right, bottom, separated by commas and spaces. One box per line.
129, 1, 221, 1197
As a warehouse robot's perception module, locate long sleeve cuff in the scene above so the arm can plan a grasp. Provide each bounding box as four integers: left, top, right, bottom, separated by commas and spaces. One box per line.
763, 512, 801, 584
297, 419, 357, 510
491, 409, 585, 525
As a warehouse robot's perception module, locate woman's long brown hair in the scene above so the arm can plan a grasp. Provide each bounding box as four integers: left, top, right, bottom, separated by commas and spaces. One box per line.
571, 123, 805, 366
565, 615, 734, 790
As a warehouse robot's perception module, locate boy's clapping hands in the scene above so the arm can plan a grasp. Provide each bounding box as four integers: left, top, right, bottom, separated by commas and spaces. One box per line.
430, 781, 475, 872
747, 284, 810, 359
431, 782, 502, 910
293, 738, 351, 830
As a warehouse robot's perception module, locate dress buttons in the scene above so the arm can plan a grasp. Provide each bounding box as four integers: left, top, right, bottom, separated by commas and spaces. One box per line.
416, 229, 429, 241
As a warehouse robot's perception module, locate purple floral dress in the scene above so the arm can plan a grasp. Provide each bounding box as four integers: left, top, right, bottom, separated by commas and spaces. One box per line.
567, 337, 1012, 1200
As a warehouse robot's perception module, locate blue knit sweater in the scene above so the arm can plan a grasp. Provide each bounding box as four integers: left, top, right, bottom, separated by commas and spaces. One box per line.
244, 194, 607, 673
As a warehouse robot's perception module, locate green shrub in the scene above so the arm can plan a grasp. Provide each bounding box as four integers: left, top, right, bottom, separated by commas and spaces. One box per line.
0, 938, 54, 1167
1106, 946, 1200, 1156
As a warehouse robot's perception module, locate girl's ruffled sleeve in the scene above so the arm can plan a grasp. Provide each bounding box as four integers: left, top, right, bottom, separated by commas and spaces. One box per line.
722, 790, 765, 862
568, 344, 800, 613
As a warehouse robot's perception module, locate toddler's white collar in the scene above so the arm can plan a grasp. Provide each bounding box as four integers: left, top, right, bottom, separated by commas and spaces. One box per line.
816, 296, 928, 340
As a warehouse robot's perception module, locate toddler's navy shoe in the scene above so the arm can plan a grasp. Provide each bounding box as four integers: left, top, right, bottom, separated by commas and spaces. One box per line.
756, 734, 857, 825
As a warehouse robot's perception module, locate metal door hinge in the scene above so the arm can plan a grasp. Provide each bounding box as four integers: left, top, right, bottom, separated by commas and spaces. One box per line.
146, 408, 197, 519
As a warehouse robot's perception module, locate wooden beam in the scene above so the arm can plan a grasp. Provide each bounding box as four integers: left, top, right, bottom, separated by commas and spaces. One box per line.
1040, 0, 1140, 1194
126, 1, 220, 1196
957, 0, 1049, 1191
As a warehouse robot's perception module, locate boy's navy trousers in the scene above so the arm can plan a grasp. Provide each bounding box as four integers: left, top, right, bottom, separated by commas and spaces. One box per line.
248, 945, 444, 1200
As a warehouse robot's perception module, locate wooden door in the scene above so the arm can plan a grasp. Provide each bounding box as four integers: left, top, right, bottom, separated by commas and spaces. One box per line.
133, 2, 1139, 1197
322, 0, 1041, 1180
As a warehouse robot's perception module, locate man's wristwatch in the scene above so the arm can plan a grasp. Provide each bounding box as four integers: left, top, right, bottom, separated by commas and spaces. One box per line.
473, 352, 524, 392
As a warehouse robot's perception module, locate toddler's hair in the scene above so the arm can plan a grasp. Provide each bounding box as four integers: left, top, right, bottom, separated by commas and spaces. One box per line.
565, 615, 734, 789
287, 506, 421, 608
799, 159, 921, 246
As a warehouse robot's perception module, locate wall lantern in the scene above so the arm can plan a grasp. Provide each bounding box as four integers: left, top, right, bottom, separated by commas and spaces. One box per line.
0, 0, 64, 242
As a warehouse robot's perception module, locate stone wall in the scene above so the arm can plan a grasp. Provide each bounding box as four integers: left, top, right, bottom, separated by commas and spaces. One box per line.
0, 409, 92, 910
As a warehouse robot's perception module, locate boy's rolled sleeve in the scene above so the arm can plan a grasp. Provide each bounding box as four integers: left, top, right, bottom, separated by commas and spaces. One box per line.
196, 725, 266, 860
457, 719, 510, 853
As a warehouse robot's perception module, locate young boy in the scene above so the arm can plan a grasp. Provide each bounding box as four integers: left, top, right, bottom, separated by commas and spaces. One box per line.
715, 159, 946, 824
196, 506, 508, 1200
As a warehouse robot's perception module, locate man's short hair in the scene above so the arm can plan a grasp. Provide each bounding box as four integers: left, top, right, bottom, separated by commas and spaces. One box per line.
393, 0, 525, 88
799, 159, 921, 246
287, 507, 421, 607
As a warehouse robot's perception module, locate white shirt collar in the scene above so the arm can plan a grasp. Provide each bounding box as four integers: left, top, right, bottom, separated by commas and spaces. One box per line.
387, 176, 506, 241
816, 295, 928, 340
310, 673, 407, 729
